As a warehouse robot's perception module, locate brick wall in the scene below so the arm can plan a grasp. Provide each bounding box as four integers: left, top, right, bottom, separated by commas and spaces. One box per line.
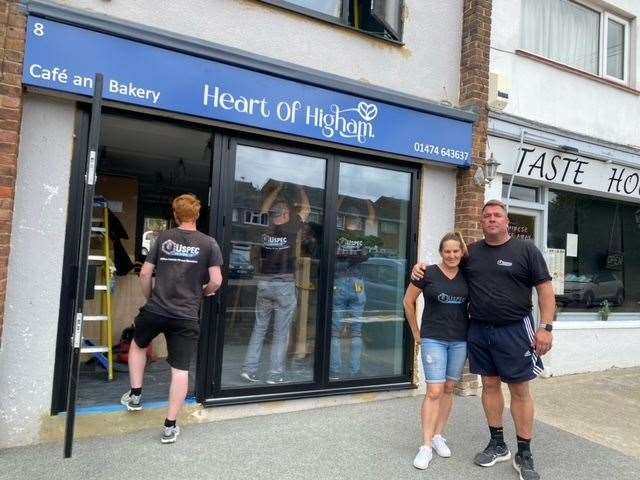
0, 0, 25, 343
455, 0, 492, 395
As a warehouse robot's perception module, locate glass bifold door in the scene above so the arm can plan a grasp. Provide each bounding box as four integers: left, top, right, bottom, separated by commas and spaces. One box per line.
207, 137, 416, 399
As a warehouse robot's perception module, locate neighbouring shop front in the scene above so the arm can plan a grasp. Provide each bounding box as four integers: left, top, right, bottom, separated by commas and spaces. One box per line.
488, 113, 640, 375
19, 9, 475, 414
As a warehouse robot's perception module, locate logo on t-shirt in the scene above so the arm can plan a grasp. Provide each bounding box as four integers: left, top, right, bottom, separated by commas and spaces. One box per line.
262, 234, 289, 251
337, 237, 365, 255
161, 239, 201, 258
437, 293, 466, 304
497, 259, 513, 267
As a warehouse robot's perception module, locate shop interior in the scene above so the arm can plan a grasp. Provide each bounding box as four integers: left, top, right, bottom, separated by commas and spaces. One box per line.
77, 113, 212, 408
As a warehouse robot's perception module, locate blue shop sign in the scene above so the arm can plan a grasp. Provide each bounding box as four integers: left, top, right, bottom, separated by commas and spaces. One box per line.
23, 17, 473, 166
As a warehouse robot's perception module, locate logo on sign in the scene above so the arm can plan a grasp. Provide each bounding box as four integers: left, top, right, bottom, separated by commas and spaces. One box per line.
307, 102, 377, 144
202, 84, 377, 145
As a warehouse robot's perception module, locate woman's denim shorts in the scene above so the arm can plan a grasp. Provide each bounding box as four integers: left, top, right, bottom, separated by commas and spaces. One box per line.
420, 338, 468, 384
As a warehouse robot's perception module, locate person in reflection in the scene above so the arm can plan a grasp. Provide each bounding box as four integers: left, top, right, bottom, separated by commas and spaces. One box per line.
411, 200, 556, 480
241, 181, 312, 384
329, 197, 376, 380
403, 232, 469, 470
121, 194, 223, 444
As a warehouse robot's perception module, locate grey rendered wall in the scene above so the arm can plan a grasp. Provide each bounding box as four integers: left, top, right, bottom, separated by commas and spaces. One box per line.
53, 0, 463, 105
0, 94, 75, 448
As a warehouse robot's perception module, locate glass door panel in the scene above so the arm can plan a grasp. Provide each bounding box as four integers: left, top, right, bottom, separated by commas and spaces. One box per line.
509, 208, 542, 322
329, 162, 411, 382
219, 143, 326, 388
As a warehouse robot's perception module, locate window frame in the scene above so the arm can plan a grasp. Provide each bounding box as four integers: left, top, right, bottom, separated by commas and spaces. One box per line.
520, 0, 632, 86
259, 0, 405, 43
602, 11, 630, 85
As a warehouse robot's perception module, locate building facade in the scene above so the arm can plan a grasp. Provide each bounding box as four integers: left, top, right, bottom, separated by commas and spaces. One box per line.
0, 0, 491, 447
487, 0, 640, 375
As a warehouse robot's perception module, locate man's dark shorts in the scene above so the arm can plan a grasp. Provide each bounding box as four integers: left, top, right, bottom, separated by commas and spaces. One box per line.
468, 314, 544, 384
133, 308, 199, 371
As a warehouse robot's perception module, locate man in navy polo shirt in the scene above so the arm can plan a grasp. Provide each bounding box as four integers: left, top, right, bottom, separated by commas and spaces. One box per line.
412, 199, 556, 480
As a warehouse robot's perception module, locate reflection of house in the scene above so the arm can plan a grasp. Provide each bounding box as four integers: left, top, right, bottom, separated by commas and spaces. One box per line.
231, 179, 408, 259
336, 195, 406, 257
337, 196, 375, 235
231, 179, 324, 249
374, 196, 405, 255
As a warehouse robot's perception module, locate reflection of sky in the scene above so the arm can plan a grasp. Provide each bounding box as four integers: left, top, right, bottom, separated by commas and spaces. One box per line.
235, 145, 326, 189
284, 0, 341, 17
234, 145, 411, 202
339, 163, 410, 201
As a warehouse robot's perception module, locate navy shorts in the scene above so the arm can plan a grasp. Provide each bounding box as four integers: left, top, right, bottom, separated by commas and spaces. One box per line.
468, 314, 544, 384
133, 308, 199, 371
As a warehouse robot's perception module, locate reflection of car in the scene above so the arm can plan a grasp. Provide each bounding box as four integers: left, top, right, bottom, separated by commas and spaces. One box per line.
228, 248, 255, 279
556, 271, 624, 307
359, 257, 407, 313
141, 230, 159, 256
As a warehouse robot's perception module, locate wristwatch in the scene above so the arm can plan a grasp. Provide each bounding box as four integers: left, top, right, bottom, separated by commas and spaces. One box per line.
539, 323, 553, 332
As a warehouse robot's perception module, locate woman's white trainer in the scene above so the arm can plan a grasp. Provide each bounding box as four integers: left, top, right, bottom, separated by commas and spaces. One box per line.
432, 435, 452, 457
413, 445, 433, 469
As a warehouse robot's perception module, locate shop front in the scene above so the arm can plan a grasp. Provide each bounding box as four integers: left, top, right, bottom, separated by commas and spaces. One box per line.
487, 113, 640, 375
18, 10, 475, 415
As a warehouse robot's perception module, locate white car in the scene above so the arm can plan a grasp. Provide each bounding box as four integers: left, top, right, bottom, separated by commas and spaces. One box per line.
557, 271, 624, 307
141, 230, 159, 256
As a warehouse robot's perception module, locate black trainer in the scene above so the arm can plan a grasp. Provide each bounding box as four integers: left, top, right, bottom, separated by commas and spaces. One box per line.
513, 451, 540, 480
474, 439, 511, 467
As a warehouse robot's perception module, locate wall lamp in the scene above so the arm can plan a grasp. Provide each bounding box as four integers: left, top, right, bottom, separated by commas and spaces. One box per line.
474, 153, 501, 186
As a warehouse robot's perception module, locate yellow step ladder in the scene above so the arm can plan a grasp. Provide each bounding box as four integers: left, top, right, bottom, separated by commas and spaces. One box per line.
80, 197, 114, 380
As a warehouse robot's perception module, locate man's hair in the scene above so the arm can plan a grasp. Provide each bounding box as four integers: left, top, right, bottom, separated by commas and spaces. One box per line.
482, 199, 508, 215
172, 194, 201, 223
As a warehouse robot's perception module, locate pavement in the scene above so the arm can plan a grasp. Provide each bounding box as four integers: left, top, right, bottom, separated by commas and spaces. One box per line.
2, 369, 640, 480
530, 366, 640, 459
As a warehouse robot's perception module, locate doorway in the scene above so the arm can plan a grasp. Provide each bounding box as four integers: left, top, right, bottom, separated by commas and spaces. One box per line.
71, 111, 214, 409
508, 206, 544, 323
53, 110, 419, 413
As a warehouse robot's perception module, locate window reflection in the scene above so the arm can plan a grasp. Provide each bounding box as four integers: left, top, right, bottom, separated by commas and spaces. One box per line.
283, 0, 341, 17
330, 163, 410, 381
548, 190, 638, 313
220, 145, 325, 388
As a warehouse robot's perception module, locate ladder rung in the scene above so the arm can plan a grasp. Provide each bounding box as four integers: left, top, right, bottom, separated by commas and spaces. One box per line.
83, 315, 108, 321
94, 285, 107, 291
88, 255, 106, 261
81, 346, 109, 354
91, 217, 105, 223
91, 227, 106, 233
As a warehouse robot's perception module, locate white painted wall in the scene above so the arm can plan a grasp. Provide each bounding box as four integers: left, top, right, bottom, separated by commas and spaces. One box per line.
547, 323, 640, 375
0, 95, 76, 448
418, 165, 457, 265
53, 0, 463, 105
491, 0, 640, 148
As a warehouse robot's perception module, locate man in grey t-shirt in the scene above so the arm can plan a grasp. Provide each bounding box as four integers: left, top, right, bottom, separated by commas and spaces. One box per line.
120, 194, 223, 444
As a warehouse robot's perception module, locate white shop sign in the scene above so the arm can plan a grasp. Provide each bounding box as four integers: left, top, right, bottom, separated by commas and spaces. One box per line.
491, 137, 640, 201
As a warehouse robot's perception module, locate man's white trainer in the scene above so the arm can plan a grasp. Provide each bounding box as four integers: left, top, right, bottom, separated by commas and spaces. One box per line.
432, 435, 452, 457
413, 445, 433, 469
